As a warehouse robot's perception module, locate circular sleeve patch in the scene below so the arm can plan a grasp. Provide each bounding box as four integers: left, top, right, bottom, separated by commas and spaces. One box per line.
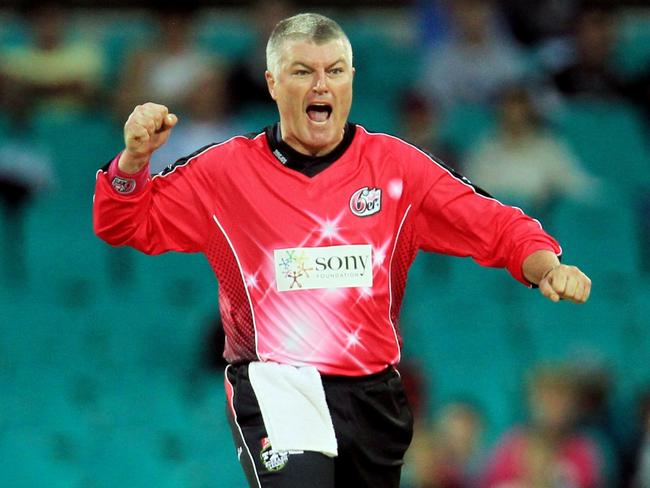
111, 176, 136, 194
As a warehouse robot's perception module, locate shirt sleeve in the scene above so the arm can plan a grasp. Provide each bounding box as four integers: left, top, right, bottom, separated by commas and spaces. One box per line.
93, 148, 214, 255
411, 151, 562, 286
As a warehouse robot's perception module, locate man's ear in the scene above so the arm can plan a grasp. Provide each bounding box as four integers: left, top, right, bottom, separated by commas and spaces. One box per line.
265, 71, 277, 101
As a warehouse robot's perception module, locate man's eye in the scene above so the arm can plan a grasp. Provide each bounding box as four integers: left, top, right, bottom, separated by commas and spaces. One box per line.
329, 68, 343, 75
293, 70, 309, 76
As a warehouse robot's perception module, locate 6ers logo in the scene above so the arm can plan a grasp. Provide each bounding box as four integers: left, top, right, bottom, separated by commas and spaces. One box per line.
349, 187, 382, 217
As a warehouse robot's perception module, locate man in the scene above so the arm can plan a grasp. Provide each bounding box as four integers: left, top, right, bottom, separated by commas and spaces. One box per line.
0, 3, 104, 118
93, 13, 591, 488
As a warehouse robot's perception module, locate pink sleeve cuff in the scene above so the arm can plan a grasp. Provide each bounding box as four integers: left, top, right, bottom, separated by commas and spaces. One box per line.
107, 153, 150, 195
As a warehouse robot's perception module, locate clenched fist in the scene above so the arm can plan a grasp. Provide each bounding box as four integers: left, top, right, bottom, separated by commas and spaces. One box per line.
118, 102, 178, 174
538, 264, 592, 304
522, 250, 592, 304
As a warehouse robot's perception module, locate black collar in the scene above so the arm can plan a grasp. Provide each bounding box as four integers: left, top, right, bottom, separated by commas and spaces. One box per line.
265, 122, 356, 177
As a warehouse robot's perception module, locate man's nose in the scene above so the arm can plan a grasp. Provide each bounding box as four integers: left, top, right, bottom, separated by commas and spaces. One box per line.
312, 70, 328, 93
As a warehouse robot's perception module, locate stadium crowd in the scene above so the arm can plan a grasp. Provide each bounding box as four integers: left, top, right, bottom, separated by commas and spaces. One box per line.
0, 1, 649, 487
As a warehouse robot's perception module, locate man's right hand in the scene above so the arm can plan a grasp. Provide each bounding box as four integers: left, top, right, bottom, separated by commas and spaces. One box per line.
118, 102, 178, 174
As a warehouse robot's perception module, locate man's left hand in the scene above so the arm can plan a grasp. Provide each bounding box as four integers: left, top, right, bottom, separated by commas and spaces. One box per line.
538, 265, 591, 304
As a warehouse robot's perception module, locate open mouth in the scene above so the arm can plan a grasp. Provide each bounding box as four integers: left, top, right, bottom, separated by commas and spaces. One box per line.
306, 103, 332, 123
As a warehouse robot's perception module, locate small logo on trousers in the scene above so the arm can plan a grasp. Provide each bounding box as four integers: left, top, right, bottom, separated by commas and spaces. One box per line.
260, 437, 290, 472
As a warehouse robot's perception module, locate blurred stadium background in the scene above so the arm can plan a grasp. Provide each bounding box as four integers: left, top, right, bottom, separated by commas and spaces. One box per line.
0, 0, 649, 487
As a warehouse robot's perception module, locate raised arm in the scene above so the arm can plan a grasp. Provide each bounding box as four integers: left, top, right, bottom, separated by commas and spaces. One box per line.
93, 102, 213, 255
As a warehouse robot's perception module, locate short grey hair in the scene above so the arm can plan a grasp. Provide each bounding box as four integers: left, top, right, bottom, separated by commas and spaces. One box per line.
266, 13, 353, 77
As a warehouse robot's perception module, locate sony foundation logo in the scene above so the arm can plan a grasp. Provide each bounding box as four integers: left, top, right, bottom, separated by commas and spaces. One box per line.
274, 245, 373, 292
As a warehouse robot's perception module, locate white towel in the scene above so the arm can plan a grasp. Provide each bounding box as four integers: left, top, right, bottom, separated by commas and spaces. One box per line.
248, 362, 338, 457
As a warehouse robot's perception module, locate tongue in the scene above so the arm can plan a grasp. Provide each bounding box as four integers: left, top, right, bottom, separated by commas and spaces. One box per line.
307, 109, 329, 122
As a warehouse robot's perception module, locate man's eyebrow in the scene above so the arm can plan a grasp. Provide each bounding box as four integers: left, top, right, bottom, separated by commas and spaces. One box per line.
289, 62, 313, 69
326, 58, 346, 69
288, 58, 347, 70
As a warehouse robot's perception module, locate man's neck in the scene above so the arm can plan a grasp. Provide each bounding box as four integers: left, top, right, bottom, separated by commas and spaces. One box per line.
265, 122, 356, 178
279, 124, 345, 157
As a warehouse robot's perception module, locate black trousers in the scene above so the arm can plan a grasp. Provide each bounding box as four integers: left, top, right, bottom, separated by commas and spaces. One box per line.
224, 364, 414, 488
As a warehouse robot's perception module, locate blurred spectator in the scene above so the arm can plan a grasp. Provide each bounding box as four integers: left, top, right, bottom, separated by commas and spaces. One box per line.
397, 91, 456, 165
413, 0, 453, 48
0, 118, 54, 284
571, 355, 622, 486
483, 364, 603, 488
400, 360, 431, 488
149, 65, 242, 173
498, 0, 580, 47
226, 0, 294, 113
114, 6, 216, 120
552, 7, 626, 100
417, 401, 485, 488
416, 0, 526, 111
464, 85, 595, 216
497, 0, 579, 75
0, 3, 105, 120
400, 360, 429, 420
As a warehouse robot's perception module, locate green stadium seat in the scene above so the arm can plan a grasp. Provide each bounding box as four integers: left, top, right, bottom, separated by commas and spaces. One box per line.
444, 255, 523, 305
0, 295, 92, 367
85, 428, 172, 488
401, 284, 521, 436
350, 96, 399, 134
614, 11, 650, 75
439, 103, 496, 157
342, 17, 422, 97
339, 11, 423, 131
516, 296, 627, 367
235, 104, 279, 133
0, 429, 83, 488
96, 13, 157, 84
135, 251, 217, 310
547, 189, 640, 286
22, 200, 106, 307
554, 100, 650, 188
0, 13, 27, 49
451, 301, 520, 439
626, 279, 650, 386
192, 11, 256, 62
30, 110, 120, 198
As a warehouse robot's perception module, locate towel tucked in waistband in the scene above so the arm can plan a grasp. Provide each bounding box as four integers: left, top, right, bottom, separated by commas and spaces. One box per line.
248, 361, 338, 457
